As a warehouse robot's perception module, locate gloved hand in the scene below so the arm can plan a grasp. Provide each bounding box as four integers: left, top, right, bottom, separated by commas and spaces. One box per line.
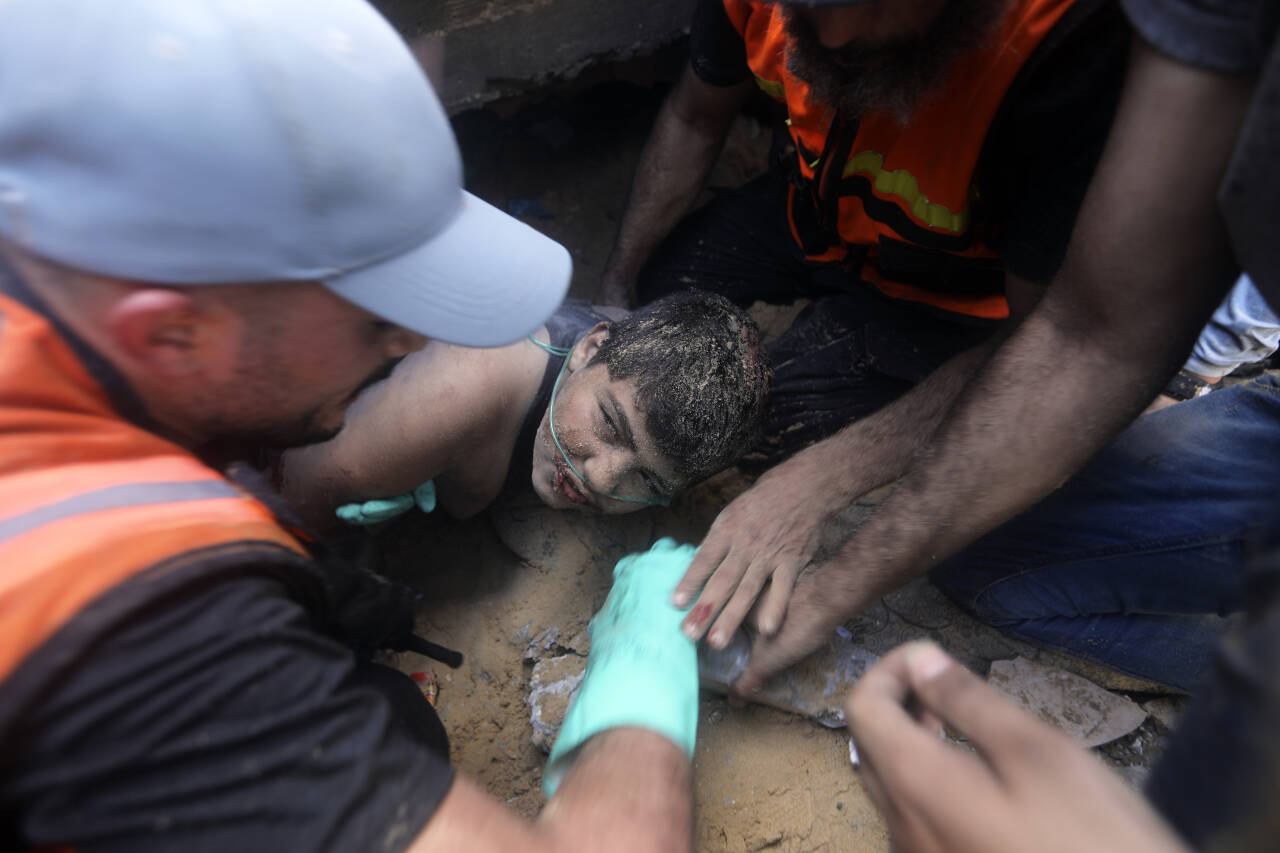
543, 537, 698, 797
335, 480, 437, 526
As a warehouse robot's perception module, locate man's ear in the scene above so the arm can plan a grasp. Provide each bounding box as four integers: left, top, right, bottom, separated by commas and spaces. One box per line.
567, 322, 611, 372
104, 288, 225, 377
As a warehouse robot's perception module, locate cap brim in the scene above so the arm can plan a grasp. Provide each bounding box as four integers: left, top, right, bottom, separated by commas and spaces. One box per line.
323, 191, 572, 347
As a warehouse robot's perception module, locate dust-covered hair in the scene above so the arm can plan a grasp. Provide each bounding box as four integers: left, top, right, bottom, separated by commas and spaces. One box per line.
589, 290, 772, 484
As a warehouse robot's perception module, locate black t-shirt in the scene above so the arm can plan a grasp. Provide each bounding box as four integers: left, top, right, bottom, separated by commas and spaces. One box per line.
688, 0, 1131, 284
3, 574, 454, 852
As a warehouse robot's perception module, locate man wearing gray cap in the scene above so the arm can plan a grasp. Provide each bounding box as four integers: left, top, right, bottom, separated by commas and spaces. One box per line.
0, 1, 696, 851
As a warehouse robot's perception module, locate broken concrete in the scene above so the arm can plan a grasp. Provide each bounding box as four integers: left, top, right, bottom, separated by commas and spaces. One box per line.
527, 653, 585, 752
988, 657, 1148, 748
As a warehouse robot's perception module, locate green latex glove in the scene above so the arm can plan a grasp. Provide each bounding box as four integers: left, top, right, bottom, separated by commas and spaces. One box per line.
335, 480, 437, 526
543, 537, 698, 797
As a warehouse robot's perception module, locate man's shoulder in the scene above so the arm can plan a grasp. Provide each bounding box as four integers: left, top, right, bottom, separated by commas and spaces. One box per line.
411, 337, 543, 433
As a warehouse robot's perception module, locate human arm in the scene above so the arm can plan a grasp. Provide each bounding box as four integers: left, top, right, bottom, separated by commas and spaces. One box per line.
675, 0, 1127, 646
410, 729, 692, 853
597, 65, 753, 307
414, 540, 701, 852
673, 314, 1016, 646
843, 642, 1190, 853
1145, 273, 1279, 412
277, 343, 497, 530
733, 36, 1254, 693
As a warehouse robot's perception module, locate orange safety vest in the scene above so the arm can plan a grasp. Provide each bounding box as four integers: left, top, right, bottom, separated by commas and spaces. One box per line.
0, 286, 312, 746
724, 0, 1078, 320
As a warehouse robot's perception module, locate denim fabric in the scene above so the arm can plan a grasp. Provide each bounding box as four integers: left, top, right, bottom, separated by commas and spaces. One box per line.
931, 375, 1280, 691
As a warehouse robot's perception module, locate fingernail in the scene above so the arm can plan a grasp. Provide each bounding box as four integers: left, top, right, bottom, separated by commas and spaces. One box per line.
672, 591, 688, 607
759, 618, 775, 635
683, 621, 700, 640
905, 642, 950, 683
709, 630, 725, 649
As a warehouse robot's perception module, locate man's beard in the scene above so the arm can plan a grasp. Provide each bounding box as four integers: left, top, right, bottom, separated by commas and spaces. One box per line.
783, 0, 1009, 124
212, 354, 403, 453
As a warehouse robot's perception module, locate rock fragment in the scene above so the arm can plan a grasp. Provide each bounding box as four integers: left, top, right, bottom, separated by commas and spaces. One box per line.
527, 654, 585, 753
987, 656, 1147, 748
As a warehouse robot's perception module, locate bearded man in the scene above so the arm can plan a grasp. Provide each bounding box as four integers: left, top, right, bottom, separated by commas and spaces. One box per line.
598, 0, 1129, 478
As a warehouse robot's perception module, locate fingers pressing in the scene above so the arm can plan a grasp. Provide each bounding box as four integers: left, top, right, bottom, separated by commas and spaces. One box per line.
756, 557, 804, 636
673, 538, 727, 608
705, 555, 776, 648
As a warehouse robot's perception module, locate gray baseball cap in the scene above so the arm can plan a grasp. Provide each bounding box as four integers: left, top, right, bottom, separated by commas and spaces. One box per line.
0, 0, 571, 347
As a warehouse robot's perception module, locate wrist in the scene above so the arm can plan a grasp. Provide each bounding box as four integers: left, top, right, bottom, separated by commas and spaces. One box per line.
544, 635, 697, 797
1162, 368, 1217, 401
790, 432, 873, 503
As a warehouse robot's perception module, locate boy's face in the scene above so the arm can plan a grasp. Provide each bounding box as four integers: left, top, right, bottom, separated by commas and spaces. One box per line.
530, 362, 682, 513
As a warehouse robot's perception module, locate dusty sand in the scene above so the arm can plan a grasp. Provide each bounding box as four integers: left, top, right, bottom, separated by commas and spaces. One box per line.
376, 476, 889, 852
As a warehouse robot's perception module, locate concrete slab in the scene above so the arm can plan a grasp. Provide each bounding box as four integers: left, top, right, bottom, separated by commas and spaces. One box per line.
988, 657, 1148, 748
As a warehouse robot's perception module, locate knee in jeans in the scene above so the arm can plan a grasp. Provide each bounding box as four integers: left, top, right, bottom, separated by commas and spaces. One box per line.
931, 566, 1032, 627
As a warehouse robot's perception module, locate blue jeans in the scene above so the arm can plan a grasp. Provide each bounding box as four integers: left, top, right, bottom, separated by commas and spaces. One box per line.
931, 375, 1280, 691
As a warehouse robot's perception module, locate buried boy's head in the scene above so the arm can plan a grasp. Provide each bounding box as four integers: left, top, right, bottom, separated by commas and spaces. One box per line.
532, 291, 771, 512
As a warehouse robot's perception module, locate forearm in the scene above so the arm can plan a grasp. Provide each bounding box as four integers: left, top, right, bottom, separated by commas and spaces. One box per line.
820, 38, 1254, 603
601, 74, 748, 303
838, 295, 1197, 593
802, 337, 1001, 501
540, 729, 694, 853
275, 445, 352, 530
410, 730, 692, 853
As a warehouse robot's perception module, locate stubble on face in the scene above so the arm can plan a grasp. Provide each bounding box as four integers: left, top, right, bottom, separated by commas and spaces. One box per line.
783, 0, 1009, 124
209, 294, 401, 451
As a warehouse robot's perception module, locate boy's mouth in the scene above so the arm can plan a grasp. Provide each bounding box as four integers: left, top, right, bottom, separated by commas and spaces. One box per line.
554, 463, 592, 507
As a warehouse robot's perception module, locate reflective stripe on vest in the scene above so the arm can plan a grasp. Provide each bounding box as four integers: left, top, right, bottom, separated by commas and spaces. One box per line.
725, 0, 1078, 319
0, 293, 307, 685
0, 479, 241, 544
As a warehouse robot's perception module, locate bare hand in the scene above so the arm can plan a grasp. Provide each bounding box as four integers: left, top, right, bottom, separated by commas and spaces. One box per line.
729, 559, 889, 696
845, 641, 1191, 853
673, 445, 849, 648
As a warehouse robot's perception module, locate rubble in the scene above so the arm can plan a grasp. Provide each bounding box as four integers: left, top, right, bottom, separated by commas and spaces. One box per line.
987, 657, 1148, 748
527, 654, 585, 753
